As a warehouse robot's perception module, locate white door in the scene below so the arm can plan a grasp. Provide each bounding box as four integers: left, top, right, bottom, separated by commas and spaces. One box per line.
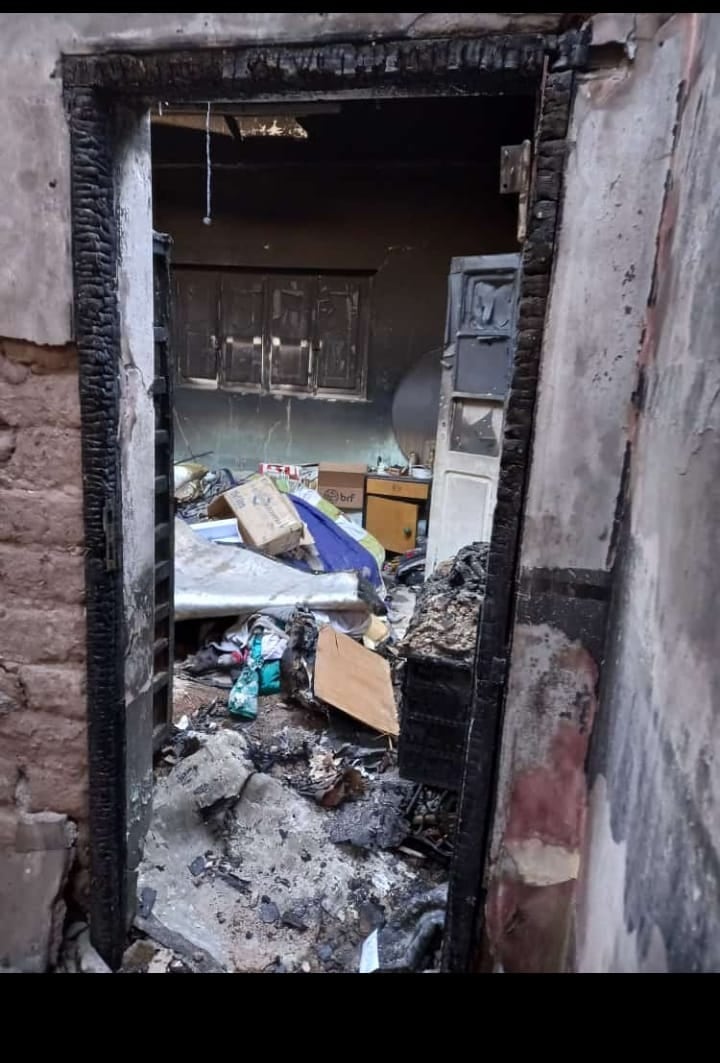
426, 254, 521, 575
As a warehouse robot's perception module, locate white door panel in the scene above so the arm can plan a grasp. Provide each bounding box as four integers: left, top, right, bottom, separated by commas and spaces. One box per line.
426, 255, 521, 575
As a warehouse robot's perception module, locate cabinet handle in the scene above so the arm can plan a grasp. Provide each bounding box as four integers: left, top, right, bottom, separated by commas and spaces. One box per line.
403, 527, 412, 537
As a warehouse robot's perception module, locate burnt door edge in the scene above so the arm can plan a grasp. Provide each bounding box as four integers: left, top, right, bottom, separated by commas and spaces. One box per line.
67, 87, 127, 971
443, 68, 578, 972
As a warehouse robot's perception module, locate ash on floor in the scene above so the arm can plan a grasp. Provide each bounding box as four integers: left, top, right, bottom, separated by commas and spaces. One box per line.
129, 689, 454, 973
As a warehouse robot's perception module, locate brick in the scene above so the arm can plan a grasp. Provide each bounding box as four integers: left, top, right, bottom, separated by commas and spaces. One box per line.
0, 428, 15, 462
0, 711, 87, 820
0, 368, 81, 430
0, 486, 84, 547
0, 603, 85, 664
0, 756, 20, 805
0, 809, 18, 846
0, 352, 30, 387
0, 543, 85, 606
26, 764, 87, 821
18, 665, 86, 720
0, 664, 25, 715
0, 709, 86, 756
0, 427, 82, 491
0, 337, 77, 375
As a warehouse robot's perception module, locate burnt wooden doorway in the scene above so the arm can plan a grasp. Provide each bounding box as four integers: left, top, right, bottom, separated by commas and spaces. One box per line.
64, 31, 585, 969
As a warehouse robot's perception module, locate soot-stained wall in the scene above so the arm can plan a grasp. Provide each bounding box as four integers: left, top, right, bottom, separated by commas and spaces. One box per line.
482, 14, 692, 972
152, 98, 528, 469
576, 12, 720, 974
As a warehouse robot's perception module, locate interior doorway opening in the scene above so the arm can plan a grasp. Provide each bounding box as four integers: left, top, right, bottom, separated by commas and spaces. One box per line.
144, 89, 534, 972
64, 33, 580, 971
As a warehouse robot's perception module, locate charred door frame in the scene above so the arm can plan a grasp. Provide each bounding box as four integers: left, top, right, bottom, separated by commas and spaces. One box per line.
63, 29, 586, 969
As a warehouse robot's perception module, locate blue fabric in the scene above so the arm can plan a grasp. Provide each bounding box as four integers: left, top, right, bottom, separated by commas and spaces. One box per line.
286, 495, 382, 589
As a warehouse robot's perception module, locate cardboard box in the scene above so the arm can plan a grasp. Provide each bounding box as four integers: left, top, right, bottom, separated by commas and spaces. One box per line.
314, 626, 398, 736
258, 462, 319, 492
207, 475, 304, 555
318, 463, 366, 511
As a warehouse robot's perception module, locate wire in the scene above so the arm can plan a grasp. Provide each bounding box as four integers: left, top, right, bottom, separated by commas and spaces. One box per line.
203, 101, 212, 226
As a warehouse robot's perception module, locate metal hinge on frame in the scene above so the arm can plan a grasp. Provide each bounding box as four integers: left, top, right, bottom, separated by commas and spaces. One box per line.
102, 498, 118, 572
500, 140, 532, 244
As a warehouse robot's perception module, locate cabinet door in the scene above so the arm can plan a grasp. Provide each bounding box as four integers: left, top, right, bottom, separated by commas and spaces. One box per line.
220, 272, 265, 390
267, 274, 314, 392
366, 495, 418, 554
172, 269, 219, 385
315, 275, 368, 396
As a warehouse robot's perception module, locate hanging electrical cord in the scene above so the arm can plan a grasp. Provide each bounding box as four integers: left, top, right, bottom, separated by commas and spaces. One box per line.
203, 100, 212, 226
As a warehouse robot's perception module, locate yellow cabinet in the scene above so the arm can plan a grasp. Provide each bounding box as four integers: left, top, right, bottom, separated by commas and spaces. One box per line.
363, 475, 431, 554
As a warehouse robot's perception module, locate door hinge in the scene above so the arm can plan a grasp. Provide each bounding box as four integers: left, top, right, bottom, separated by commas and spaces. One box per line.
102, 498, 118, 573
500, 140, 532, 244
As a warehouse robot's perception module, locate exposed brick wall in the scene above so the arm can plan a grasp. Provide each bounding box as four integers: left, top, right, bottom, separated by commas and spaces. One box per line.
0, 337, 87, 867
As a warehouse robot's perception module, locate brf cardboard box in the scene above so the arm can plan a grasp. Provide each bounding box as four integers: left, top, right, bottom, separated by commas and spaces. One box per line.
208, 475, 304, 555
318, 463, 367, 511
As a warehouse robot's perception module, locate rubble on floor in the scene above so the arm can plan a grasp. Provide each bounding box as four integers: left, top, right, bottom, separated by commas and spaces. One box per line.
359, 884, 447, 972
57, 922, 111, 974
127, 690, 453, 973
401, 542, 488, 660
120, 465, 480, 974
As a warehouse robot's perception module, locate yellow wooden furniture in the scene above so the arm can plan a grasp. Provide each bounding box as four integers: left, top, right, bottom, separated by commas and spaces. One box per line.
363, 474, 431, 554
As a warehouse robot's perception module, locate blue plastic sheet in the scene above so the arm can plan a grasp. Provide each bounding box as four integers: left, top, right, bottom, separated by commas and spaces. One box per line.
287, 495, 382, 589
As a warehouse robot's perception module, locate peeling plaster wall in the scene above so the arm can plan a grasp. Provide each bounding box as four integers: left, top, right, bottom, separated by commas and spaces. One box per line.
576, 12, 720, 973
484, 15, 692, 972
